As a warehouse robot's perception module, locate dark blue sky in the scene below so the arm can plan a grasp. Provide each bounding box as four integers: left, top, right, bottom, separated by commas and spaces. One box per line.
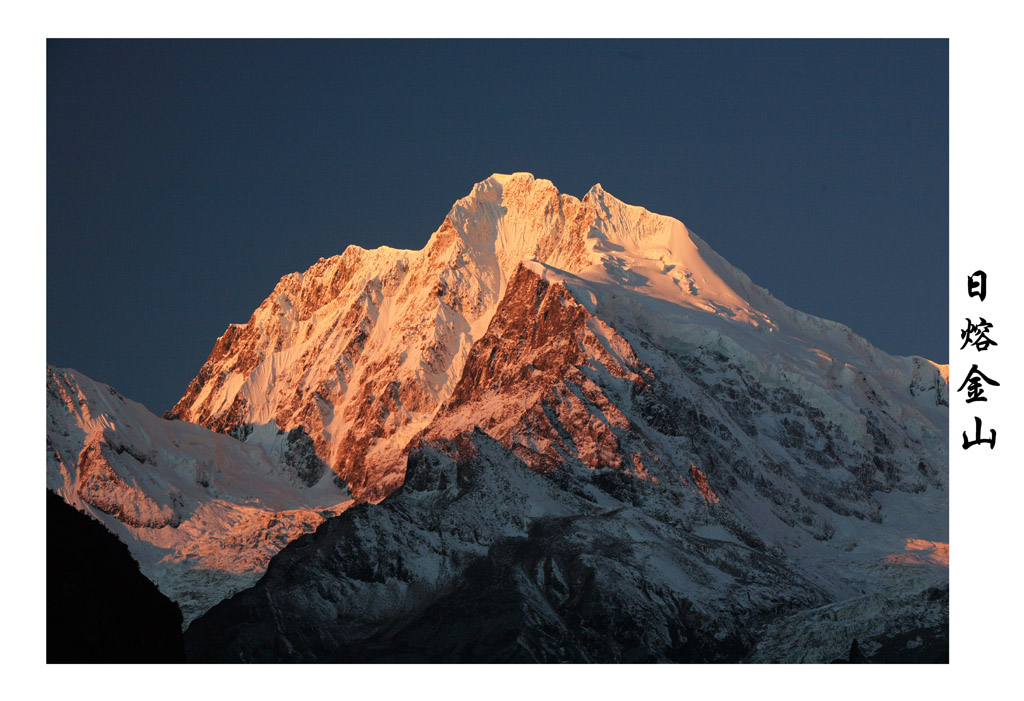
47, 40, 948, 414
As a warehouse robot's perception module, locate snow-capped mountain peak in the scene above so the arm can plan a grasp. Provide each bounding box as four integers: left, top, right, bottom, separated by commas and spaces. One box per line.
48, 174, 947, 658
167, 173, 946, 508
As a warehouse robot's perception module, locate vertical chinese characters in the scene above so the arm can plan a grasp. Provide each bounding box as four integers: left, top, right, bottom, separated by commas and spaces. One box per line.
961, 271, 997, 450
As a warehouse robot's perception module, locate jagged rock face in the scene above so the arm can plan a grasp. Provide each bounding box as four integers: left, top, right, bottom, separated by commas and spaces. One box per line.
168, 175, 601, 501
167, 173, 746, 501
427, 263, 641, 474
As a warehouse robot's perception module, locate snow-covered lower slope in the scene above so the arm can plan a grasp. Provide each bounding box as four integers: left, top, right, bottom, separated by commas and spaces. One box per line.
185, 426, 946, 662
46, 367, 352, 624
184, 430, 825, 662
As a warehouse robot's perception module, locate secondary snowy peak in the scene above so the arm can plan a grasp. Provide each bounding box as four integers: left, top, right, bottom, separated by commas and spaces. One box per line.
168, 173, 945, 503
47, 366, 351, 624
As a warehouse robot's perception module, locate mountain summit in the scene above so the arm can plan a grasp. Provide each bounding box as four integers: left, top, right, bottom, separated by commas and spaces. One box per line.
49, 173, 947, 660
167, 173, 945, 501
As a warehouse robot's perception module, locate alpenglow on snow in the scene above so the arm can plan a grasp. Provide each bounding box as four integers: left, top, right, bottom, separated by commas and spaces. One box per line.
48, 173, 948, 662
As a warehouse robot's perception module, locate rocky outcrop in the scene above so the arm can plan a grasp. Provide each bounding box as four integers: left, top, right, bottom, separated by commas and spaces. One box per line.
75, 434, 181, 528
183, 431, 824, 663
